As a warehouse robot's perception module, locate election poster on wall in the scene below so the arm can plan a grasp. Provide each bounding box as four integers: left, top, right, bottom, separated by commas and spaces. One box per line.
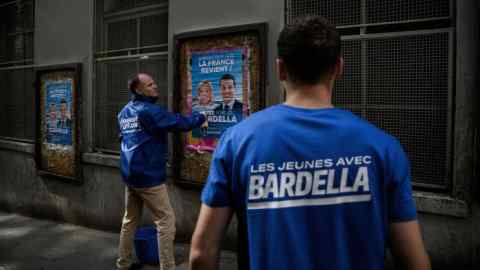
45, 79, 73, 145
35, 64, 81, 181
186, 48, 247, 153
174, 24, 266, 186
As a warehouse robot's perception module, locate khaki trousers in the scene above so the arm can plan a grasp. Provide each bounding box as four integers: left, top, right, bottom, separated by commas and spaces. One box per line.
117, 184, 176, 270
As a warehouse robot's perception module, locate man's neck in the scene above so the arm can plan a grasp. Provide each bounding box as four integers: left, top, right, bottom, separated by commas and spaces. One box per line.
283, 82, 334, 109
132, 92, 158, 103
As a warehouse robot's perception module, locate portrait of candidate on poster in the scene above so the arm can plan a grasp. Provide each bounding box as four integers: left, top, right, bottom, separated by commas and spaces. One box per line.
174, 23, 266, 186
35, 64, 81, 181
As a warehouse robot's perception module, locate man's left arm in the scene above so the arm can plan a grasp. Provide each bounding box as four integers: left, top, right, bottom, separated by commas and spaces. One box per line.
189, 130, 235, 270
189, 205, 232, 270
389, 220, 431, 270
387, 140, 430, 269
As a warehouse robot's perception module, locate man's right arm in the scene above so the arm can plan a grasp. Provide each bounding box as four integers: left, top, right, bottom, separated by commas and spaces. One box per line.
139, 106, 206, 134
189, 204, 232, 270
389, 220, 431, 270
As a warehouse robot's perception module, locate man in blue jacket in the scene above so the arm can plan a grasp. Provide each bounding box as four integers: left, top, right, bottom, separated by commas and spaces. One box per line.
117, 73, 206, 270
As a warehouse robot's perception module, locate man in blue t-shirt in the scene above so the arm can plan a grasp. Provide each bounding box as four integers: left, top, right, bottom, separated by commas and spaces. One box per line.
189, 17, 430, 270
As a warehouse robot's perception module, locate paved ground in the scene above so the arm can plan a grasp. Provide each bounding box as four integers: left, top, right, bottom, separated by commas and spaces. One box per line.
0, 211, 237, 270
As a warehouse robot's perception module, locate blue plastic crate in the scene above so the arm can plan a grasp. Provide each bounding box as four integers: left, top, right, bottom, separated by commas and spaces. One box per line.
134, 226, 159, 265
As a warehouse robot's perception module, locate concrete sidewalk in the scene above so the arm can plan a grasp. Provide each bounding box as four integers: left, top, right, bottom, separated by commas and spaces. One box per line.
0, 212, 237, 270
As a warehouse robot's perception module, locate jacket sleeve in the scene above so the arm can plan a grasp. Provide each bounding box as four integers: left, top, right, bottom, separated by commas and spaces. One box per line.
139, 105, 206, 134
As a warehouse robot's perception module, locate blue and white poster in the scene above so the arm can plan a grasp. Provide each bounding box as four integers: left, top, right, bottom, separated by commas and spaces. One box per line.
45, 79, 73, 146
187, 48, 247, 153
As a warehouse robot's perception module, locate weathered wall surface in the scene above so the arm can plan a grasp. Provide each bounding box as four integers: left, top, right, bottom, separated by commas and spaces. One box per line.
35, 0, 95, 151
0, 0, 478, 267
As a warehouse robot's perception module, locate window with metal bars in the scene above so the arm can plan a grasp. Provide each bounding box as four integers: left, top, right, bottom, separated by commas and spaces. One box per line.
0, 0, 35, 142
285, 0, 453, 190
94, 0, 168, 152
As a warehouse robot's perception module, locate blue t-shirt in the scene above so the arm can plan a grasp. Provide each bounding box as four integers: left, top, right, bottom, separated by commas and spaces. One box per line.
201, 104, 417, 270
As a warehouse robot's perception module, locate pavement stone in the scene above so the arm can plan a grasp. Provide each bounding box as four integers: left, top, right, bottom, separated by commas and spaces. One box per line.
0, 212, 237, 270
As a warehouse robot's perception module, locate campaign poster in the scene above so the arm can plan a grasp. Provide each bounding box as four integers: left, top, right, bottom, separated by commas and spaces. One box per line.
186, 48, 249, 153
36, 65, 80, 180
44, 79, 73, 146
174, 24, 265, 186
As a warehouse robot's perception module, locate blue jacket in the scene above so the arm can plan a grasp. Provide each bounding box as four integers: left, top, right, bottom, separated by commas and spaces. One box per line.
118, 93, 206, 188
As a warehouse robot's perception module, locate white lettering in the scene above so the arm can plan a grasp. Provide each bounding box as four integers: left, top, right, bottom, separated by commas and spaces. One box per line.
324, 159, 333, 167
295, 171, 312, 196
279, 172, 295, 197
120, 116, 140, 130
352, 166, 370, 192
336, 158, 346, 166
207, 114, 238, 123
339, 167, 353, 193
312, 170, 327, 195
326, 169, 339, 194
263, 173, 279, 199
249, 175, 264, 200
248, 158, 372, 202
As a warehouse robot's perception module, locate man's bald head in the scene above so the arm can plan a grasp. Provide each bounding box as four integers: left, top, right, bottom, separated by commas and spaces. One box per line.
137, 73, 152, 83
129, 73, 159, 98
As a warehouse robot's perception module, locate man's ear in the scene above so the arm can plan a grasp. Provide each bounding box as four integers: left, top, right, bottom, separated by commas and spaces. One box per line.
276, 58, 288, 81
334, 57, 344, 79
134, 81, 144, 95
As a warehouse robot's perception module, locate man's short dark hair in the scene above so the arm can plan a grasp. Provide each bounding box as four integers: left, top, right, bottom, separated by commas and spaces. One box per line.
277, 16, 341, 85
219, 73, 236, 86
128, 75, 141, 93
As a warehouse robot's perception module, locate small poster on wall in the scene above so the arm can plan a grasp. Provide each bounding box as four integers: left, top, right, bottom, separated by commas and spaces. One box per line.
35, 64, 81, 181
174, 23, 266, 186
45, 79, 73, 145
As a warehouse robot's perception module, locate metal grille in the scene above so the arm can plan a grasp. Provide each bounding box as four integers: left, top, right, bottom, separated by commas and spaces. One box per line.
0, 0, 34, 63
0, 68, 35, 140
366, 33, 449, 107
366, 0, 450, 24
286, 0, 453, 188
366, 108, 448, 186
285, 0, 361, 27
140, 13, 168, 47
286, 0, 451, 27
95, 1, 168, 151
333, 31, 451, 187
365, 32, 450, 187
103, 0, 167, 13
107, 19, 137, 51
104, 0, 135, 12
95, 57, 168, 151
333, 39, 362, 107
0, 0, 35, 141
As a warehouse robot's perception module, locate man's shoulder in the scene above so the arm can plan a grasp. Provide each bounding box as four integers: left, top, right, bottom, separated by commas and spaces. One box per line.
342, 110, 402, 150
135, 100, 166, 114
350, 113, 397, 140
118, 101, 133, 118
118, 100, 153, 119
